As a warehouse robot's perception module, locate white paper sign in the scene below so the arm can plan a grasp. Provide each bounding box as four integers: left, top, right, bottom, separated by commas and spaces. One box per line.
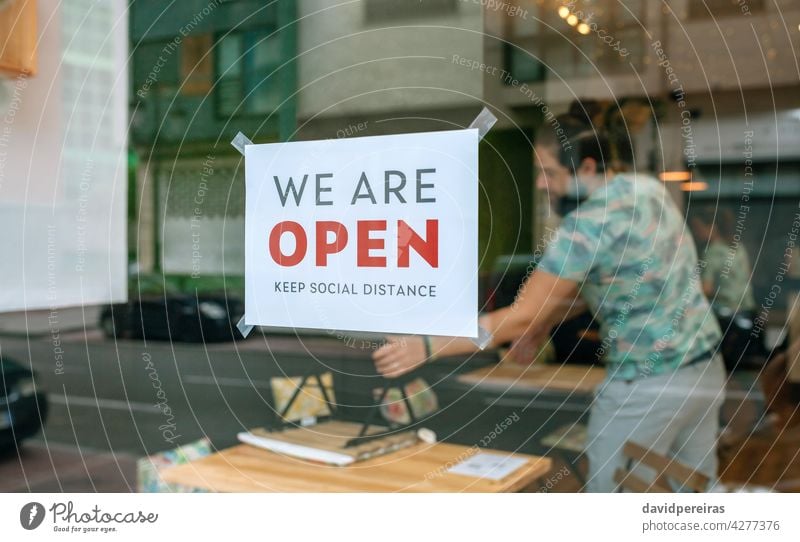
447, 452, 528, 481
244, 129, 479, 337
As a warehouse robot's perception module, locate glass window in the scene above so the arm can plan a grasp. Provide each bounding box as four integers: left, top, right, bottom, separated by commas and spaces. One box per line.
180, 34, 214, 95
218, 34, 243, 77
507, 47, 545, 83
504, 0, 647, 82
688, 0, 765, 19
364, 0, 458, 22
217, 33, 243, 115
216, 31, 281, 116
615, 0, 645, 26
246, 36, 282, 114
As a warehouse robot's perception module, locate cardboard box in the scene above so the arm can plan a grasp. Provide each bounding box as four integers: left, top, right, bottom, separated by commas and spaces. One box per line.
0, 0, 37, 77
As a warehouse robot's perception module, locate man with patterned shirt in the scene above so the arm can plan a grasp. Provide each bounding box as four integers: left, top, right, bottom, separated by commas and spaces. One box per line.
373, 115, 726, 492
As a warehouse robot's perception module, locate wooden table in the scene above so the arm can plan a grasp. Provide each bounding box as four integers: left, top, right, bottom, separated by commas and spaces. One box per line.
161, 442, 551, 492
455, 362, 604, 487
456, 362, 606, 395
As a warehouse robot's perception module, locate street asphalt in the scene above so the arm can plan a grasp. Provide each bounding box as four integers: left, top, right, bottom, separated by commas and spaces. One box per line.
1, 327, 385, 458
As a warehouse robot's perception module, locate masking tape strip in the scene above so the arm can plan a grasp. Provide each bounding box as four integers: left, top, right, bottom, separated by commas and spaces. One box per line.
473, 325, 493, 351
236, 315, 253, 339
231, 131, 253, 155
232, 132, 255, 338
468, 106, 498, 141
468, 107, 497, 349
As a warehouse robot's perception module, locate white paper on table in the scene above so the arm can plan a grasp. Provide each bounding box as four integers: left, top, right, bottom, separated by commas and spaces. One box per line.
447, 452, 528, 481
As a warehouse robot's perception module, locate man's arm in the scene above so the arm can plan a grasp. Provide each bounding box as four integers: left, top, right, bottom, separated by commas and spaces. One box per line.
482, 269, 579, 345
373, 269, 579, 377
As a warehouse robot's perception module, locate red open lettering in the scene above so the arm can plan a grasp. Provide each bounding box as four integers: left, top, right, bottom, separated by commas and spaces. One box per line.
269, 221, 307, 266
268, 220, 439, 268
398, 219, 438, 268
357, 220, 386, 267
316, 221, 348, 266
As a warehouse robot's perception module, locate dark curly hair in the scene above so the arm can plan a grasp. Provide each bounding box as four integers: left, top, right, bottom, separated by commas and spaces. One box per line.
536, 99, 634, 174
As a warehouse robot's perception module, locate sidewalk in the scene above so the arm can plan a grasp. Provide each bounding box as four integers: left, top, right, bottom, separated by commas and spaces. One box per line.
0, 306, 101, 336
0, 441, 137, 492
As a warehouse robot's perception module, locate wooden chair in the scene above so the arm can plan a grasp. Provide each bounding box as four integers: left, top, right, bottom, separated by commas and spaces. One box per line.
787, 291, 800, 384
540, 423, 589, 487
613, 441, 711, 492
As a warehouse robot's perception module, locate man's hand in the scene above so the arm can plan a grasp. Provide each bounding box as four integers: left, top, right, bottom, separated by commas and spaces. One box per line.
506, 325, 549, 365
372, 335, 428, 378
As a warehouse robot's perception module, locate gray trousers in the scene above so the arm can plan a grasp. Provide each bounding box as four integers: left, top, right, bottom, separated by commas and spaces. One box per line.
585, 355, 726, 492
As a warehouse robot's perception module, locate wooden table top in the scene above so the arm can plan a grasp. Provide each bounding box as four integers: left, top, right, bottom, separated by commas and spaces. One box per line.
457, 362, 606, 395
161, 442, 552, 493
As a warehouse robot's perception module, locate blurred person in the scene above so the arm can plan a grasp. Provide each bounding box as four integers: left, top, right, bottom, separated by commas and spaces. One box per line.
373, 113, 725, 492
691, 210, 761, 370
523, 114, 593, 365
535, 115, 590, 235
520, 99, 649, 366
692, 210, 756, 315
568, 98, 605, 132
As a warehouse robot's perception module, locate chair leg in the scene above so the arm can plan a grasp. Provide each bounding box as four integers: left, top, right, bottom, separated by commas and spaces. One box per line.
616, 457, 634, 493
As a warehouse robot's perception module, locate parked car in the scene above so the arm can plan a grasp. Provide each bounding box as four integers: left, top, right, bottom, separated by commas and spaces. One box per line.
485, 254, 602, 365
0, 354, 48, 450
99, 275, 245, 342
